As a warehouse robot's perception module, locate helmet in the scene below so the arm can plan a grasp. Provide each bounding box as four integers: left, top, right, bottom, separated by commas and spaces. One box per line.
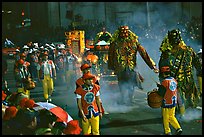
168, 29, 182, 45
160, 66, 170, 73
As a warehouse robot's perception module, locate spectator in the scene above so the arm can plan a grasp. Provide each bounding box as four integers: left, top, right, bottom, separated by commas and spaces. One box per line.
2, 106, 20, 135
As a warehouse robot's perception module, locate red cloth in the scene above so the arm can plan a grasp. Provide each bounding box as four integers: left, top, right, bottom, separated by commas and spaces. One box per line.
63, 120, 82, 135
2, 90, 7, 101
25, 99, 35, 109
19, 97, 29, 108
3, 106, 18, 120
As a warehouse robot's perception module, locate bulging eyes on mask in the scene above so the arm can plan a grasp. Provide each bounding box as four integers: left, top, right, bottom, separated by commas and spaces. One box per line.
119, 26, 129, 38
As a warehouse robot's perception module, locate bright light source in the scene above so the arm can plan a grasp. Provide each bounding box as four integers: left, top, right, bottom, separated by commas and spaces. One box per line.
22, 11, 25, 16
7, 10, 12, 13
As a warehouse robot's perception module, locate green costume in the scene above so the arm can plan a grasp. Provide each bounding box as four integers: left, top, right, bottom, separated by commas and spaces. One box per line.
159, 29, 202, 109
108, 26, 157, 104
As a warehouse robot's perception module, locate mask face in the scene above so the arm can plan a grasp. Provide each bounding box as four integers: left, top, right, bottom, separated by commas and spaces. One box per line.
168, 29, 181, 45
119, 26, 129, 38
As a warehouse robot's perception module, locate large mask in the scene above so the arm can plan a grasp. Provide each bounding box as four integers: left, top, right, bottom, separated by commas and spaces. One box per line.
119, 26, 129, 38
168, 29, 181, 45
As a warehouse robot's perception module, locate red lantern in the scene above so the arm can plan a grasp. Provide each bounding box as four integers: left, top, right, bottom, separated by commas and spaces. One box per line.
96, 46, 101, 50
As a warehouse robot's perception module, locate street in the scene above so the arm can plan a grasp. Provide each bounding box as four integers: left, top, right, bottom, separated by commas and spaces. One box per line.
4, 58, 202, 135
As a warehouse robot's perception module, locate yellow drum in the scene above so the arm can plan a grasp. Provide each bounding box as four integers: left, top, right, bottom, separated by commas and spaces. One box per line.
147, 89, 163, 108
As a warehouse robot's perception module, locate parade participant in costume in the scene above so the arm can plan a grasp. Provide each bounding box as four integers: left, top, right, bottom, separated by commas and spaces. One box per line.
37, 52, 56, 102
14, 49, 21, 61
76, 64, 99, 89
2, 55, 11, 97
108, 25, 159, 105
94, 27, 112, 44
75, 64, 105, 114
158, 29, 202, 112
64, 48, 78, 90
75, 73, 103, 135
22, 45, 30, 56
157, 66, 182, 135
196, 48, 202, 97
14, 59, 31, 98
29, 49, 39, 81
94, 27, 112, 75
55, 52, 66, 84
14, 53, 30, 72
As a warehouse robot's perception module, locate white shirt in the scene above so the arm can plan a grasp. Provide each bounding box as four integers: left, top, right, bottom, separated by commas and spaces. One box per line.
37, 60, 55, 74
19, 67, 26, 79
43, 61, 50, 75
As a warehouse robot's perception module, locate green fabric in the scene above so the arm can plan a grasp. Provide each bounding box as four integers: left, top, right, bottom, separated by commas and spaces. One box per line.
159, 41, 201, 108
35, 128, 51, 135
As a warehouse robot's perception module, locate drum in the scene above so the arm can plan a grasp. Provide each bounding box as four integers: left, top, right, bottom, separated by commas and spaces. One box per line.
24, 78, 36, 90
147, 89, 163, 108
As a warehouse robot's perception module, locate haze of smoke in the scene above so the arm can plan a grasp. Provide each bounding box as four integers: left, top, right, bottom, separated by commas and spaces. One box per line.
181, 107, 202, 122
100, 80, 148, 113
98, 3, 202, 114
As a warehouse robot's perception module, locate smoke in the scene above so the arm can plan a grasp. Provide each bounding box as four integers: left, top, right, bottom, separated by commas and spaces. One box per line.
100, 89, 137, 113
180, 107, 202, 122
100, 79, 149, 113
107, 2, 201, 50
99, 3, 201, 114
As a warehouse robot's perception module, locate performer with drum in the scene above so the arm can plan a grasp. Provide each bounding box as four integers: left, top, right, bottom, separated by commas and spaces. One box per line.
156, 66, 182, 135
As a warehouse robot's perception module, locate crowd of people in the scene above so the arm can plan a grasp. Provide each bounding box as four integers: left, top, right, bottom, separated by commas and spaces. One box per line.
2, 91, 82, 135
11, 42, 80, 101
2, 22, 202, 135
2, 41, 85, 135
